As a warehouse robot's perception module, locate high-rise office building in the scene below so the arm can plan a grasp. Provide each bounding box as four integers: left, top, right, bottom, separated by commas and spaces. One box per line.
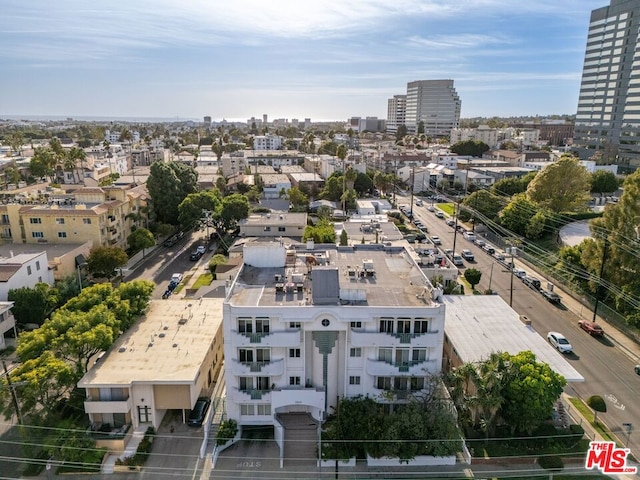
404, 80, 461, 137
386, 94, 407, 135
574, 0, 640, 171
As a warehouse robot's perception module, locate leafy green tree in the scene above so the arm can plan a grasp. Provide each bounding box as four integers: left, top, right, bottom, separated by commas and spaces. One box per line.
354, 172, 374, 196
178, 190, 221, 229
288, 187, 309, 211
8, 131, 24, 155
3, 165, 21, 188
590, 170, 618, 194
321, 176, 344, 202
525, 211, 547, 239
127, 227, 155, 256
417, 121, 425, 135
461, 189, 505, 222
526, 155, 591, 212
463, 268, 482, 289
587, 395, 606, 424
395, 124, 408, 142
147, 161, 199, 224
218, 193, 250, 231
86, 246, 128, 279
373, 172, 393, 196
491, 173, 536, 196
344, 167, 358, 190
303, 219, 336, 243
450, 140, 490, 157
339, 229, 348, 246
8, 283, 59, 326
30, 146, 57, 181
499, 193, 538, 236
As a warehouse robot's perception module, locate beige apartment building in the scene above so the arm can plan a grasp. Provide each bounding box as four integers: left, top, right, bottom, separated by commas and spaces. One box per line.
0, 185, 149, 249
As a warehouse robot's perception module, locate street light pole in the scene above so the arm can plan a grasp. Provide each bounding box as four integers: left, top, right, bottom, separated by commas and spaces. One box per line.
592, 237, 609, 323
2, 360, 23, 425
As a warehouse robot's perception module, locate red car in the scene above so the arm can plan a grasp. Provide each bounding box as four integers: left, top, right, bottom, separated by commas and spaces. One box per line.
578, 320, 605, 337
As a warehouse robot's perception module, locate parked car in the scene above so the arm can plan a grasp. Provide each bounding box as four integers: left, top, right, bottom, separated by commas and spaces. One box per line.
474, 238, 485, 247
171, 273, 183, 283
635, 365, 640, 375
427, 205, 435, 212
163, 237, 176, 247
483, 244, 496, 255
541, 289, 562, 304
463, 231, 476, 241
196, 245, 207, 255
415, 199, 423, 206
461, 249, 474, 261
435, 211, 444, 219
523, 276, 541, 291
547, 332, 573, 353
188, 398, 211, 427
162, 289, 172, 299
578, 320, 605, 336
190, 250, 203, 261
444, 248, 453, 258
430, 235, 441, 245
446, 219, 455, 227
452, 254, 464, 267
512, 268, 526, 279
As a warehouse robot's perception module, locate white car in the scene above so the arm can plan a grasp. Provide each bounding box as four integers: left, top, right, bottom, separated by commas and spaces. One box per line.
427, 205, 435, 212
430, 236, 442, 245
196, 245, 206, 255
547, 332, 572, 353
171, 273, 183, 284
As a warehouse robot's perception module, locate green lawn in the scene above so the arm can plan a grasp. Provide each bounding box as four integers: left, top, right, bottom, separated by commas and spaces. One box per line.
437, 203, 456, 215
568, 397, 620, 445
192, 273, 213, 289
173, 274, 193, 294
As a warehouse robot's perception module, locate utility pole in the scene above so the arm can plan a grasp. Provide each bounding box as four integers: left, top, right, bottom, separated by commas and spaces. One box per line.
507, 240, 519, 307
2, 360, 23, 425
409, 166, 415, 218
592, 237, 609, 323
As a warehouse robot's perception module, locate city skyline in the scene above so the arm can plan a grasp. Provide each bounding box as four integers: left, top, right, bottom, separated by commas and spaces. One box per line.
1, 0, 606, 122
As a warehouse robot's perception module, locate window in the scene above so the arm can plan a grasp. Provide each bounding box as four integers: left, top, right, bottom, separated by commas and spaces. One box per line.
350, 321, 362, 328
396, 348, 409, 365
264, 226, 271, 232
376, 377, 391, 390
257, 404, 270, 415
83, 218, 92, 225
350, 348, 362, 357
289, 376, 301, 386
289, 322, 301, 329
30, 218, 42, 224
240, 404, 255, 415
256, 348, 270, 362
239, 349, 254, 363
378, 348, 392, 363
256, 318, 269, 334
1, 214, 9, 224
394, 377, 408, 391
349, 376, 361, 385
27, 266, 32, 275
412, 349, 427, 362
238, 318, 252, 334
32, 232, 44, 238
414, 320, 429, 334
58, 232, 67, 238
55, 218, 65, 225
397, 319, 411, 334
379, 318, 394, 333
256, 377, 270, 390
289, 348, 301, 358
278, 226, 286, 232
35, 261, 40, 271
410, 377, 425, 391
239, 377, 253, 390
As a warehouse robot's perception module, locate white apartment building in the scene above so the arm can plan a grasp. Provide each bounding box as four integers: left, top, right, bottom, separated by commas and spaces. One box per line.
223, 242, 445, 432
450, 125, 499, 148
0, 302, 16, 350
104, 130, 140, 144
404, 80, 461, 136
253, 135, 284, 150
0, 252, 54, 300
387, 95, 407, 135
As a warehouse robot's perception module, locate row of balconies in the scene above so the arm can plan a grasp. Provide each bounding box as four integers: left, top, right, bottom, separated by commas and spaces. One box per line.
231, 329, 440, 348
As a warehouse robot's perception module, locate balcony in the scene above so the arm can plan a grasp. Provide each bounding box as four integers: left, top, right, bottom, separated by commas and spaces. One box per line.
350, 330, 441, 348
84, 395, 132, 415
365, 358, 437, 376
108, 228, 118, 240
229, 388, 272, 402
232, 329, 300, 347
230, 358, 284, 376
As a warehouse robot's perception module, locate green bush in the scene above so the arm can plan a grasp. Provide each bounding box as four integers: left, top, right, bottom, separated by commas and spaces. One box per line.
538, 454, 564, 470
216, 419, 238, 446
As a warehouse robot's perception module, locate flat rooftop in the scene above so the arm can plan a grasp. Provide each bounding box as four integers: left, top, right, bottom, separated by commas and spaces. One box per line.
78, 298, 223, 388
230, 245, 439, 308
443, 295, 583, 382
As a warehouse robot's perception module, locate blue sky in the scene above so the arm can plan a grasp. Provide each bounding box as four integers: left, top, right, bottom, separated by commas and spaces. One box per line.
0, 0, 607, 121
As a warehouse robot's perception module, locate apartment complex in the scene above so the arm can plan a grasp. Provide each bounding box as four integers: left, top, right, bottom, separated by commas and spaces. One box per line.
404, 80, 461, 136
0, 185, 149, 249
574, 0, 640, 171
386, 95, 407, 135
223, 242, 445, 429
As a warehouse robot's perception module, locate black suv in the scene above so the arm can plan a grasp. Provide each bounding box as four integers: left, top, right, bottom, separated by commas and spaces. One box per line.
188, 398, 211, 427
190, 250, 203, 261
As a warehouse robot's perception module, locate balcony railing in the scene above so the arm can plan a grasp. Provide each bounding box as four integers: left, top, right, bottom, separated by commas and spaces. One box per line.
232, 329, 300, 347
231, 358, 284, 376
240, 389, 271, 400
351, 329, 440, 348
366, 358, 436, 376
